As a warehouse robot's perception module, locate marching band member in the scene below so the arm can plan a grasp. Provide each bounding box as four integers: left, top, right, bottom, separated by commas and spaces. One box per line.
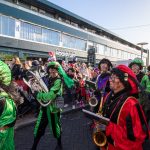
31, 61, 74, 150
101, 65, 149, 150
94, 58, 112, 113
0, 60, 23, 150
128, 58, 145, 83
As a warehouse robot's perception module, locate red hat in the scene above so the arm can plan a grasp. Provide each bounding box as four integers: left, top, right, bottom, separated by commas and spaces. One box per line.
114, 65, 138, 94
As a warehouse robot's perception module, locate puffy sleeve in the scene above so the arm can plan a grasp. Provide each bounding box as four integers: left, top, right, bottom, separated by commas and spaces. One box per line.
106, 99, 148, 150
37, 79, 61, 102
140, 75, 147, 89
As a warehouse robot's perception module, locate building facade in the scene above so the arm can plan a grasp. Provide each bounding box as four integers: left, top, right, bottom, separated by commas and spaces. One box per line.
0, 0, 148, 65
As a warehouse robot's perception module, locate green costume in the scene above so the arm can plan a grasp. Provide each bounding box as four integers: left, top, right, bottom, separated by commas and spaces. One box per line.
141, 75, 150, 93
0, 60, 16, 150
34, 77, 62, 138
32, 61, 74, 150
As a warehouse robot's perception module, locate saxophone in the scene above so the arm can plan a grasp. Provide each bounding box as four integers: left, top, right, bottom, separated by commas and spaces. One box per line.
92, 91, 107, 147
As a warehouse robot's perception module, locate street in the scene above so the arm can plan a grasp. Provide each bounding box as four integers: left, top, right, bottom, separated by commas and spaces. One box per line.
15, 109, 150, 150
15, 110, 97, 150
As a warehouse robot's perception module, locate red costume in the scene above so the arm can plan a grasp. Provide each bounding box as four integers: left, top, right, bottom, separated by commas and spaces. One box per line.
102, 65, 149, 150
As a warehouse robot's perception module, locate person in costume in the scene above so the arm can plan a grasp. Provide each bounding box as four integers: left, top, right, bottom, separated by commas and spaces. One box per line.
31, 61, 74, 150
140, 65, 150, 123
0, 60, 23, 150
128, 58, 145, 82
94, 58, 112, 113
100, 65, 149, 150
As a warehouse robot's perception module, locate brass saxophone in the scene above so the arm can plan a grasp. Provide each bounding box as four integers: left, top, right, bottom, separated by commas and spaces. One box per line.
92, 91, 107, 147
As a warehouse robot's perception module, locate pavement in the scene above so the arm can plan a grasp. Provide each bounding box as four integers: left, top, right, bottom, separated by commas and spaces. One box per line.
15, 104, 150, 150
15, 110, 96, 150
15, 103, 89, 130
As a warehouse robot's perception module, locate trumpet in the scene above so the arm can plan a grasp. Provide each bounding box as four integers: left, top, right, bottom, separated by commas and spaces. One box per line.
23, 70, 52, 107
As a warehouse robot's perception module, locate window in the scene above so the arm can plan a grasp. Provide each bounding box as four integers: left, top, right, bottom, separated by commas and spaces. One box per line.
21, 22, 34, 41
21, 21, 60, 45
124, 52, 128, 59
31, 6, 38, 12
62, 34, 86, 50
111, 48, 117, 57
34, 25, 42, 42
121, 51, 124, 59
127, 52, 130, 59
21, 22, 43, 42
97, 44, 105, 55
0, 15, 15, 37
42, 28, 60, 45
105, 47, 111, 56
117, 50, 121, 58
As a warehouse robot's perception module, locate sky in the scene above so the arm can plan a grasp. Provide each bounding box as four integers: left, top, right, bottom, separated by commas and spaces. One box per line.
48, 0, 150, 50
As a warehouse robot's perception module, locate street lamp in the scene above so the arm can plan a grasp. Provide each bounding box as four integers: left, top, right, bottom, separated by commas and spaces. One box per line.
146, 48, 149, 66
137, 42, 148, 60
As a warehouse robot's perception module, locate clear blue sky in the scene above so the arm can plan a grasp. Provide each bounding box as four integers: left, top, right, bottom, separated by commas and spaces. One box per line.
48, 0, 150, 49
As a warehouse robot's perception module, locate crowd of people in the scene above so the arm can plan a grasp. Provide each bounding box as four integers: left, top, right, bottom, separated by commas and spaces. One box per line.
0, 55, 150, 150
7, 56, 100, 113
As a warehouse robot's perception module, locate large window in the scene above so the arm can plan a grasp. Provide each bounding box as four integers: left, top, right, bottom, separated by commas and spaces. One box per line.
111, 48, 117, 57
42, 28, 60, 45
21, 22, 60, 45
21, 22, 42, 42
97, 44, 105, 55
117, 50, 121, 58
105, 47, 111, 56
0, 15, 15, 37
62, 34, 86, 50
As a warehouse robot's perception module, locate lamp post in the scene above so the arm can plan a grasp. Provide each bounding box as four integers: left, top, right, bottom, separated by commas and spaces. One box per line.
146, 48, 149, 66
137, 42, 148, 61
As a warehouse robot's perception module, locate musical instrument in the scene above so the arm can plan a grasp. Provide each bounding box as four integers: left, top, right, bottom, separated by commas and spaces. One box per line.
85, 80, 96, 90
88, 96, 98, 111
92, 90, 107, 147
85, 80, 108, 147
23, 70, 52, 107
85, 80, 98, 111
82, 109, 109, 147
